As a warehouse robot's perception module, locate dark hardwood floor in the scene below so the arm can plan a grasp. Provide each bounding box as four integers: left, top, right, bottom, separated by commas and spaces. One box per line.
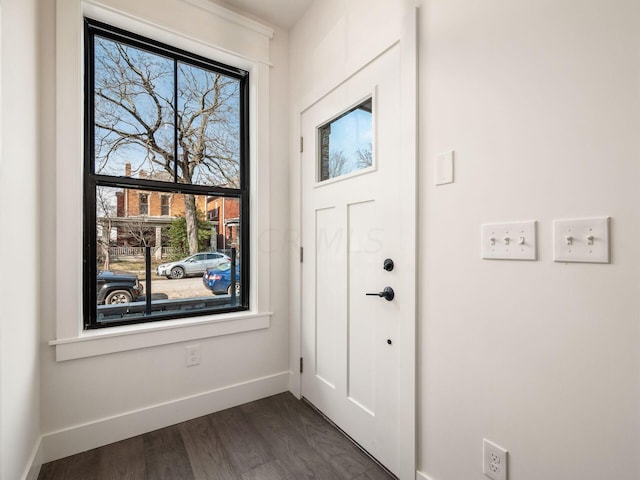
38, 392, 394, 480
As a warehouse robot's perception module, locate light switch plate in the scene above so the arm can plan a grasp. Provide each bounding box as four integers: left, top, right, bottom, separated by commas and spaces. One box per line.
481, 221, 537, 260
435, 150, 454, 185
553, 217, 610, 263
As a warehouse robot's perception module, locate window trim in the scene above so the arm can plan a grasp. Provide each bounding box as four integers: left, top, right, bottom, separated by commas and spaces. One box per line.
84, 17, 251, 329
51, 1, 273, 360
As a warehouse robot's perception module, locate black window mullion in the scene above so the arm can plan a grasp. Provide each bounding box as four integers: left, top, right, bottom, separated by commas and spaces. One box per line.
239, 73, 250, 308
173, 58, 179, 184
92, 175, 242, 198
84, 19, 97, 329
84, 178, 98, 330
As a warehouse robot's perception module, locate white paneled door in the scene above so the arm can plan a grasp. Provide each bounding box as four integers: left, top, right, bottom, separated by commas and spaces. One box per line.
301, 44, 413, 477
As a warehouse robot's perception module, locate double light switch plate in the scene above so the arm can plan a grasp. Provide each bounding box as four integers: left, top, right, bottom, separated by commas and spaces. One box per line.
553, 217, 610, 263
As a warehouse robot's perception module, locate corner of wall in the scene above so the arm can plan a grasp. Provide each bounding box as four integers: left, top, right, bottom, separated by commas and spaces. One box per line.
22, 438, 43, 480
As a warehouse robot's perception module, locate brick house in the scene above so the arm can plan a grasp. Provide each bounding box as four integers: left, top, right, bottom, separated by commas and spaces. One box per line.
205, 196, 240, 250
102, 163, 239, 257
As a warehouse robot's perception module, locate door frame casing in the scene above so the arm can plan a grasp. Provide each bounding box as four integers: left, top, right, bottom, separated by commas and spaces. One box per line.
289, 6, 419, 479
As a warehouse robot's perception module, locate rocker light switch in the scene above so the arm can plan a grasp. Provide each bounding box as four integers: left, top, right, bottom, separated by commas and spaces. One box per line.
481, 221, 537, 260
553, 217, 610, 263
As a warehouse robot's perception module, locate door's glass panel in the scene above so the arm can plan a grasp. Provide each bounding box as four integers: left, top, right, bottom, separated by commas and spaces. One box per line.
318, 98, 373, 182
94, 186, 243, 325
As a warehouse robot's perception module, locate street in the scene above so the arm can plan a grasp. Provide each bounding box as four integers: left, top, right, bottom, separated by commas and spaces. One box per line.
145, 276, 213, 300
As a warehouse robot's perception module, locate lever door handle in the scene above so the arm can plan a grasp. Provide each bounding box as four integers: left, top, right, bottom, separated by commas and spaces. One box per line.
365, 286, 395, 301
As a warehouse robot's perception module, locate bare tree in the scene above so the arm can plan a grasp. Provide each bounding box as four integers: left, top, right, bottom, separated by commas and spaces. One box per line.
96, 187, 117, 270
94, 39, 240, 254
328, 151, 349, 178
356, 143, 372, 170
123, 216, 153, 248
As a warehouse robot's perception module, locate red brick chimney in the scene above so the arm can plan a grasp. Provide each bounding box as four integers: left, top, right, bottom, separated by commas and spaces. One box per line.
125, 162, 131, 177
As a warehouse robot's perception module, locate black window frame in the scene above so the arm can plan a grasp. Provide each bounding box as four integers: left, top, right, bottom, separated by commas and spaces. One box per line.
83, 18, 250, 329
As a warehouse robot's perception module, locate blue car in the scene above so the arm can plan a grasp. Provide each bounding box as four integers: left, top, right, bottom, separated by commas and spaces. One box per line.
202, 262, 241, 295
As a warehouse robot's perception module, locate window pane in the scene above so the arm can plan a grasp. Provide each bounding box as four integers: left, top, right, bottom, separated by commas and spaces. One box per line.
94, 37, 175, 179
177, 62, 241, 188
139, 194, 149, 215
318, 98, 373, 181
160, 195, 170, 215
95, 186, 243, 326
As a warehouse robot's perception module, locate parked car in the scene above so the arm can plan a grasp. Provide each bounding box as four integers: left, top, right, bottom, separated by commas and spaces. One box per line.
156, 252, 230, 279
202, 262, 241, 295
97, 271, 143, 305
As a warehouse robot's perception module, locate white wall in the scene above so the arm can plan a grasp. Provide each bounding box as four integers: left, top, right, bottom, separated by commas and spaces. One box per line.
291, 1, 640, 479
38, 0, 291, 462
0, 0, 42, 478
421, 1, 640, 478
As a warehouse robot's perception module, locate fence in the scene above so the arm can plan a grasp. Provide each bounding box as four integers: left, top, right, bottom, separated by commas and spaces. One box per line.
106, 246, 233, 261
109, 246, 172, 260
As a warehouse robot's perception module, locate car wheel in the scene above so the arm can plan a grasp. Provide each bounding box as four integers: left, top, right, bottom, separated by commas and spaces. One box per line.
170, 266, 185, 279
105, 290, 133, 304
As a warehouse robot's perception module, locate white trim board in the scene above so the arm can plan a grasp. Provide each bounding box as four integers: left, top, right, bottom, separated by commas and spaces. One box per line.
84, 0, 273, 65
180, 0, 274, 39
397, 6, 419, 480
51, 314, 271, 361
40, 371, 289, 463
417, 471, 435, 480
22, 437, 43, 480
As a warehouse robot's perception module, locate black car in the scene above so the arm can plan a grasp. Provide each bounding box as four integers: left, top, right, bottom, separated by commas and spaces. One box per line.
97, 271, 143, 305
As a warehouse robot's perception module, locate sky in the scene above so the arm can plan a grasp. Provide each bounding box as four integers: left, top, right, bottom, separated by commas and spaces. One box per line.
324, 101, 372, 178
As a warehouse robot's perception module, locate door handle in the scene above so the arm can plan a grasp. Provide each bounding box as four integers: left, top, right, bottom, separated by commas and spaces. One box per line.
365, 286, 395, 301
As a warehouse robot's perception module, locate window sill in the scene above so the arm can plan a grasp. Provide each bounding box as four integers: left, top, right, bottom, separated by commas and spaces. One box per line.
49, 311, 272, 361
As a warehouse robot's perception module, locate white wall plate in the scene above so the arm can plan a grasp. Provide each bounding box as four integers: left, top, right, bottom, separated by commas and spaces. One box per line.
435, 150, 454, 185
481, 221, 537, 260
553, 217, 610, 263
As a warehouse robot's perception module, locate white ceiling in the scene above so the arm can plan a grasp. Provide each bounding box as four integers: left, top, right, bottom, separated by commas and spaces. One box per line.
218, 0, 313, 29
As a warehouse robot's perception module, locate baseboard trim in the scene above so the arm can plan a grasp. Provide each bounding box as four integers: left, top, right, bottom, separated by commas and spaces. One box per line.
288, 369, 301, 398
22, 436, 43, 480
417, 471, 434, 480
41, 371, 289, 463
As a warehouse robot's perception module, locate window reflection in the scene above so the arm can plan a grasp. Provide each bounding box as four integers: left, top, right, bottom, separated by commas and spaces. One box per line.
318, 98, 373, 181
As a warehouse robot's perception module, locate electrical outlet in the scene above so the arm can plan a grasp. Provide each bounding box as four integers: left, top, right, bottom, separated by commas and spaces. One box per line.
185, 344, 201, 367
483, 439, 508, 480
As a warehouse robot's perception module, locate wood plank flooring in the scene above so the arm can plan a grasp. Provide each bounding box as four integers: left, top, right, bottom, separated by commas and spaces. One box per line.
38, 392, 395, 480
